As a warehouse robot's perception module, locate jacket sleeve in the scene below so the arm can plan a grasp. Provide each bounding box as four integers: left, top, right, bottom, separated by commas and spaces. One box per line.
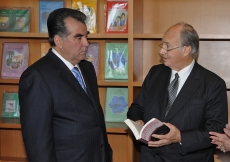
19, 68, 57, 162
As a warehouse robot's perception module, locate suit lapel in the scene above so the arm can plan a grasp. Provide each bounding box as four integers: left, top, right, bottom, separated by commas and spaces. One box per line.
158, 69, 171, 120
47, 52, 92, 103
164, 63, 201, 121
79, 62, 101, 115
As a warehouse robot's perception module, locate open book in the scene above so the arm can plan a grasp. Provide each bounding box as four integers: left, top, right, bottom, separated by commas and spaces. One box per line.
124, 118, 170, 144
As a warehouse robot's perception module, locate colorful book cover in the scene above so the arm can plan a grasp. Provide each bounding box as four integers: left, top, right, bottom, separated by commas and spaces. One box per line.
104, 87, 128, 122
72, 0, 97, 33
39, 0, 64, 33
85, 43, 99, 77
40, 42, 51, 57
12, 8, 30, 32
104, 42, 128, 80
105, 1, 128, 33
1, 42, 29, 78
0, 7, 14, 32
1, 92, 20, 118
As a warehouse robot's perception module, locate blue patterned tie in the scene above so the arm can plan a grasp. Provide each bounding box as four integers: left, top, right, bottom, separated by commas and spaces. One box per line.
165, 73, 179, 117
72, 67, 87, 93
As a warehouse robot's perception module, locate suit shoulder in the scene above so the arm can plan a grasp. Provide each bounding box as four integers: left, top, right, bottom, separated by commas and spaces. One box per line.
196, 63, 226, 86
148, 64, 170, 75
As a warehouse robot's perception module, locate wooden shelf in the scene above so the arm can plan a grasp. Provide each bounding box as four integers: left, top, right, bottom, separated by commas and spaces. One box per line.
0, 118, 128, 134
98, 80, 128, 86
0, 78, 19, 84
134, 33, 230, 40
106, 122, 128, 134
0, 118, 21, 129
0, 32, 128, 39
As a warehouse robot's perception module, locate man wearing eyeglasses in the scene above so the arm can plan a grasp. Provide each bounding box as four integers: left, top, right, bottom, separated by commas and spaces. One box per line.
127, 22, 228, 162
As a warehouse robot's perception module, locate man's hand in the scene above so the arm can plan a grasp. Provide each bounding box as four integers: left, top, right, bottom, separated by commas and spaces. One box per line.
148, 122, 181, 147
135, 120, 144, 126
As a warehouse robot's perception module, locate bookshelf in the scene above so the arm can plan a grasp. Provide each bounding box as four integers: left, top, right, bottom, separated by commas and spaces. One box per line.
0, 0, 230, 162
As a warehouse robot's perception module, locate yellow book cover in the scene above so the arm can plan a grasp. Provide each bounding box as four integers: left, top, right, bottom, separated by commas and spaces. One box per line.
40, 42, 51, 57
72, 0, 97, 33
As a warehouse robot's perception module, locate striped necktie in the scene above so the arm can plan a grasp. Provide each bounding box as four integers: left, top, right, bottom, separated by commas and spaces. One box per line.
72, 67, 87, 93
165, 73, 179, 117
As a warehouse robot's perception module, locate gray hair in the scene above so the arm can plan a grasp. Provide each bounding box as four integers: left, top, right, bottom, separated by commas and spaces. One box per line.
176, 22, 199, 58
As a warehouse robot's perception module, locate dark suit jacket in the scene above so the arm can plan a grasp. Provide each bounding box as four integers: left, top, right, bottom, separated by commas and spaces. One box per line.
19, 49, 112, 162
127, 62, 228, 162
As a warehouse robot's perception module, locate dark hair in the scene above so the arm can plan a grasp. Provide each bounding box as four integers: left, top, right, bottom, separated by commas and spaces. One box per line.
177, 22, 199, 58
47, 8, 87, 46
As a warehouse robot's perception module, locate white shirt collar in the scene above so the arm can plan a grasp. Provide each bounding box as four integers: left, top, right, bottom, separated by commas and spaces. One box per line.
170, 60, 195, 94
52, 48, 78, 70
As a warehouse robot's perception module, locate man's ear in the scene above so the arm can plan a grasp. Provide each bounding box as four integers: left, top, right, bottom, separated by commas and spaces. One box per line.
183, 46, 191, 56
54, 35, 62, 48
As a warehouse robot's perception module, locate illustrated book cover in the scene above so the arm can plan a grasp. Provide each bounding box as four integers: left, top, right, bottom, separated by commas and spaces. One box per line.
1, 42, 29, 78
72, 0, 97, 33
40, 42, 51, 57
11, 7, 30, 32
0, 7, 30, 32
104, 42, 128, 80
105, 0, 128, 33
39, 0, 64, 33
1, 91, 20, 118
104, 87, 128, 122
85, 43, 99, 77
0, 7, 14, 32
124, 118, 170, 144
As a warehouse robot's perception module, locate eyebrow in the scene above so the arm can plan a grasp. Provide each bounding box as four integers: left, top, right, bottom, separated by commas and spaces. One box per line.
74, 31, 90, 37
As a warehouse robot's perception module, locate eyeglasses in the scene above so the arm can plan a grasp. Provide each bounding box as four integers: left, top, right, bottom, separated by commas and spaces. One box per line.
159, 43, 183, 52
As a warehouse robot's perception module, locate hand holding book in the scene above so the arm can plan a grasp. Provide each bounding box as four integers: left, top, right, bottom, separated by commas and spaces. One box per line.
124, 118, 170, 144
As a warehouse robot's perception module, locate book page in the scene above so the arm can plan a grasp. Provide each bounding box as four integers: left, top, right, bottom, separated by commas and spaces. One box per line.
140, 118, 163, 141
124, 119, 143, 140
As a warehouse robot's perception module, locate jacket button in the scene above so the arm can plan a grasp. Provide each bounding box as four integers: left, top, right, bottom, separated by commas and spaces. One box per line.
100, 144, 104, 148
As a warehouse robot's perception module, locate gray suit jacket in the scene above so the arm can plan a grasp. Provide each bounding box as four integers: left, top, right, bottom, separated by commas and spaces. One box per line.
127, 62, 228, 162
19, 49, 112, 162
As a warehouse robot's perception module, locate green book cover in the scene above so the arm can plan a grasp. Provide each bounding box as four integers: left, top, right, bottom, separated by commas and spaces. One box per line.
12, 8, 30, 32
1, 92, 20, 118
0, 8, 14, 32
104, 87, 128, 122
104, 42, 128, 80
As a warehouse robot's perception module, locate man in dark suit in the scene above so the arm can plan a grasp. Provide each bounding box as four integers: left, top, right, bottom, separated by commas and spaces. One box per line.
19, 8, 112, 162
127, 22, 228, 162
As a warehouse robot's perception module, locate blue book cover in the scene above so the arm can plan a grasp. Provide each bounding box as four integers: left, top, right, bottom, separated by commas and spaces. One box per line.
104, 87, 128, 122
39, 0, 64, 33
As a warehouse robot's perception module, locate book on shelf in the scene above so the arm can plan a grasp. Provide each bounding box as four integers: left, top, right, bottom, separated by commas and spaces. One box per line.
39, 0, 64, 33
85, 43, 99, 77
105, 0, 128, 33
1, 42, 29, 78
104, 42, 128, 80
124, 118, 170, 144
104, 87, 128, 122
0, 7, 30, 32
72, 0, 97, 33
40, 42, 51, 57
1, 91, 20, 118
